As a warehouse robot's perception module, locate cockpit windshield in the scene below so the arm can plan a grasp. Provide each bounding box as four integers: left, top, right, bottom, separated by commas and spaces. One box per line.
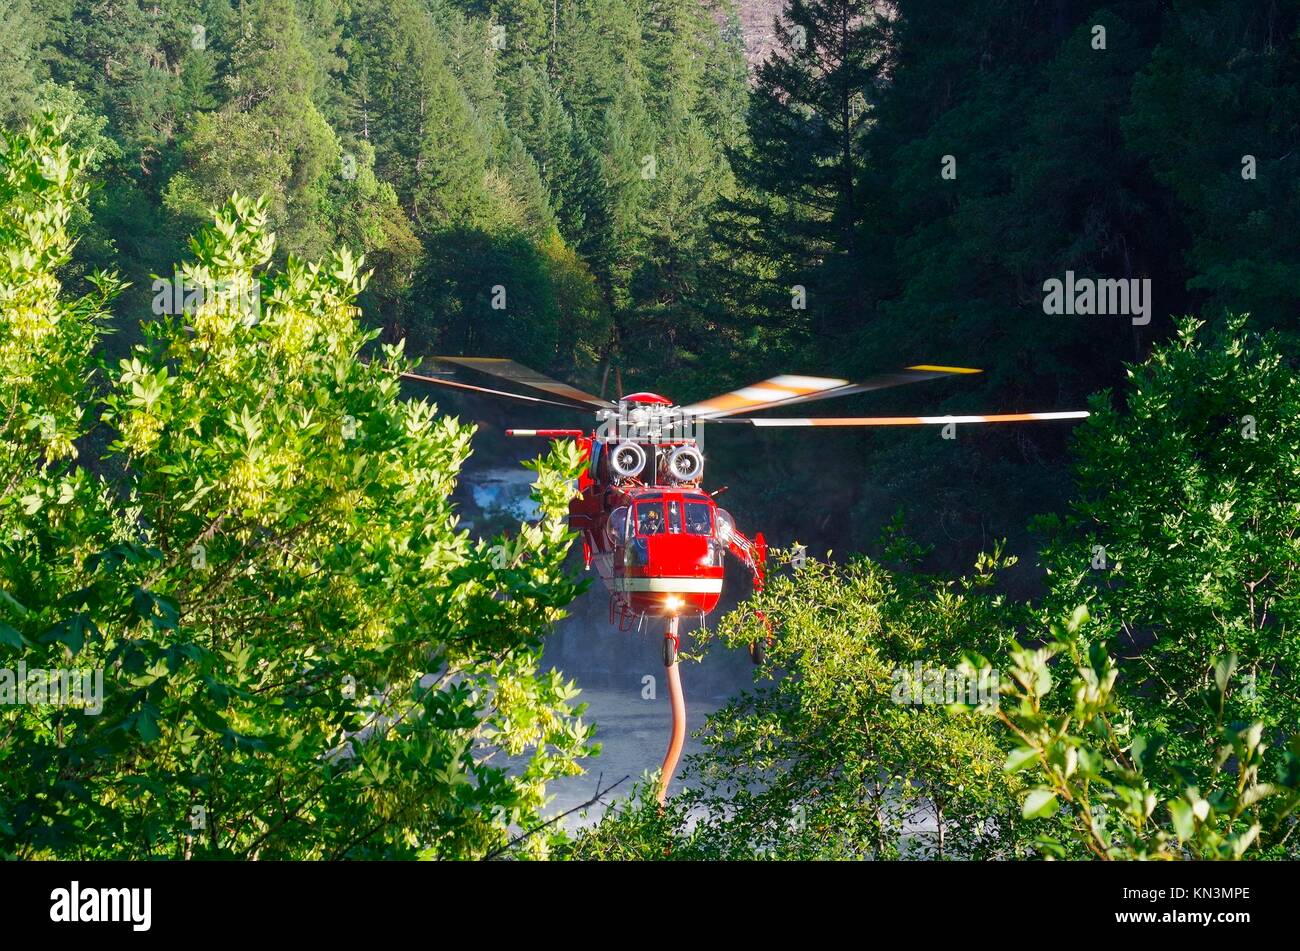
635, 501, 667, 535
666, 499, 682, 533
684, 502, 712, 535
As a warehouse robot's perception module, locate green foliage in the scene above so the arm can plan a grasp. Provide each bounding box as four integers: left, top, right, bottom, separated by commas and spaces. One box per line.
162, 0, 344, 258
416, 226, 596, 366
345, 0, 490, 231
0, 115, 122, 474
488, 0, 552, 76
1038, 316, 1300, 765
16, 0, 1300, 580
994, 604, 1300, 859
0, 124, 593, 859
717, 0, 886, 341
0, 0, 43, 124
1124, 1, 1300, 339
14, 0, 746, 389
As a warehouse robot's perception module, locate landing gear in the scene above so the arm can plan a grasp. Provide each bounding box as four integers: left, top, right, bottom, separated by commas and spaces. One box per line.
655, 615, 685, 808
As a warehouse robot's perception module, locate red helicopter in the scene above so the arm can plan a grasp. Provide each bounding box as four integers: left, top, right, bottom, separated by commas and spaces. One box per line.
401, 357, 1089, 803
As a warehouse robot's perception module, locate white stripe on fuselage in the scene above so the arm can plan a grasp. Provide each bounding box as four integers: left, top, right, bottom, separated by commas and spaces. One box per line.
613, 577, 723, 593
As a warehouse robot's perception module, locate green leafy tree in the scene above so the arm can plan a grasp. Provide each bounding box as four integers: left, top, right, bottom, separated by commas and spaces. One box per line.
417, 227, 565, 362
0, 115, 122, 508
552, 0, 647, 133
0, 123, 594, 859
990, 605, 1300, 859
1037, 316, 1300, 768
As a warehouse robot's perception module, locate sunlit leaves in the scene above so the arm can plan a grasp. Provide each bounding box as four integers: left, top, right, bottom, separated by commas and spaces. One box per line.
1034, 318, 1300, 846
1000, 605, 1299, 859
0, 123, 594, 859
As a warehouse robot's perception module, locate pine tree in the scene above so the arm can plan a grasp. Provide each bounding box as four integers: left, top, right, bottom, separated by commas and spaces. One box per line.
718, 0, 887, 340
344, 0, 490, 230
503, 65, 597, 240
553, 0, 647, 131
489, 0, 553, 76
0, 0, 43, 124
163, 0, 339, 257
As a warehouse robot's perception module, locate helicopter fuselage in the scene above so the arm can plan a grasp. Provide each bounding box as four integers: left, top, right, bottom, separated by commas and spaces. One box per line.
541, 393, 764, 625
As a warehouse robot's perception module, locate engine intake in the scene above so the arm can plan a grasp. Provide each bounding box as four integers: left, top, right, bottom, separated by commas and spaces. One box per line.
610, 441, 647, 479
666, 445, 704, 484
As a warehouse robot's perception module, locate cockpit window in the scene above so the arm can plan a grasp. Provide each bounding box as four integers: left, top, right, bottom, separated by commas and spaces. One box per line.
684, 502, 712, 535
636, 501, 667, 535
608, 505, 628, 541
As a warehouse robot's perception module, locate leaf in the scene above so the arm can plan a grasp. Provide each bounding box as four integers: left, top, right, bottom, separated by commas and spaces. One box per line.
1022, 788, 1059, 820
1191, 795, 1209, 821
0, 589, 29, 617
1168, 798, 1194, 842
1231, 824, 1261, 858
1003, 746, 1038, 773
135, 705, 161, 742
191, 703, 230, 734
0, 622, 23, 648
1240, 783, 1276, 808
1131, 734, 1148, 770
132, 588, 181, 631
40, 613, 95, 655
1213, 653, 1238, 694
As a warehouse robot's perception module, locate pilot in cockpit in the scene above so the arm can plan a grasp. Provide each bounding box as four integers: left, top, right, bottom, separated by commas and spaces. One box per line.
637, 505, 664, 535
686, 507, 711, 535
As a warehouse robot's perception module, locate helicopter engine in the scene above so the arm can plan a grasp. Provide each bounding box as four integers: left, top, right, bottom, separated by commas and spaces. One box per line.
609, 441, 647, 479
665, 445, 704, 484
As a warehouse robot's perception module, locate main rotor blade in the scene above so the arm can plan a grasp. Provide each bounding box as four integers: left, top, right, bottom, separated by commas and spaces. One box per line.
680, 365, 982, 419
399, 370, 591, 410
433, 357, 615, 410
714, 410, 1090, 427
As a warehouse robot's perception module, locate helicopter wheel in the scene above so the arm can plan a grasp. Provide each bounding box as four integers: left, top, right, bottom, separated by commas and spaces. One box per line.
748, 640, 766, 665
663, 634, 678, 667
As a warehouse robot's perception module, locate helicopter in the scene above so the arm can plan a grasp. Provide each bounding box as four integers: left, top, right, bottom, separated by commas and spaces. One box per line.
400, 356, 1089, 804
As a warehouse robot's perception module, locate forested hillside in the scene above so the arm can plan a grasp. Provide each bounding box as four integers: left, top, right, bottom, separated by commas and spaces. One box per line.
7, 0, 1296, 571
3, 0, 745, 372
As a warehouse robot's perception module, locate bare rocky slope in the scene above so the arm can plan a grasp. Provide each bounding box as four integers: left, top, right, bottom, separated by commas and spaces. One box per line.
733, 0, 786, 67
